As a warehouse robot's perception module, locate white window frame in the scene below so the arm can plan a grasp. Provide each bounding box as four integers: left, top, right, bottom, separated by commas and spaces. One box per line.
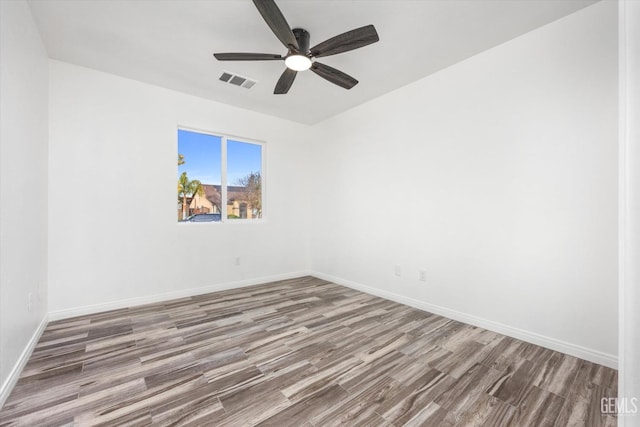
177, 126, 266, 224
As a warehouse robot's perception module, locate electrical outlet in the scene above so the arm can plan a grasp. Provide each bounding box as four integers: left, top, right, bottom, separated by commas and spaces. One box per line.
419, 270, 427, 282
28, 292, 33, 312
394, 265, 401, 277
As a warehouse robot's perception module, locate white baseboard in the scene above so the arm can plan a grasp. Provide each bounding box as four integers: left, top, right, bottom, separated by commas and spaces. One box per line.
0, 314, 48, 410
311, 271, 618, 369
48, 271, 311, 321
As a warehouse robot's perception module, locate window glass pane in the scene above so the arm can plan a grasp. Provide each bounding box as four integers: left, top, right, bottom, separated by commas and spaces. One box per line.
177, 129, 222, 221
227, 140, 263, 220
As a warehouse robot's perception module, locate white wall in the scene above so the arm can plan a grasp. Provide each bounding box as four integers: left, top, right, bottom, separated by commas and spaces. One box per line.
309, 1, 618, 365
619, 0, 640, 422
47, 61, 311, 316
0, 0, 49, 405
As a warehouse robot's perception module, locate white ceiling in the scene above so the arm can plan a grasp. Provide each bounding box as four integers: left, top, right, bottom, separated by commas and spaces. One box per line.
27, 0, 598, 125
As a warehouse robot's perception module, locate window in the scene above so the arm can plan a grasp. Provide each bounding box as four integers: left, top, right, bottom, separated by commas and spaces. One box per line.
177, 128, 263, 222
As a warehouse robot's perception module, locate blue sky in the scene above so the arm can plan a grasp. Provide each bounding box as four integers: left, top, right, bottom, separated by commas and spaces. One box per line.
178, 129, 261, 186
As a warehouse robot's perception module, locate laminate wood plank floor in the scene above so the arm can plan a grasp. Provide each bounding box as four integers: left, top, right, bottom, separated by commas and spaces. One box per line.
0, 276, 617, 426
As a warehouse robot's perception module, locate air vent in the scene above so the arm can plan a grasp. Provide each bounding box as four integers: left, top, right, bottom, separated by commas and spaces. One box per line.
219, 72, 257, 89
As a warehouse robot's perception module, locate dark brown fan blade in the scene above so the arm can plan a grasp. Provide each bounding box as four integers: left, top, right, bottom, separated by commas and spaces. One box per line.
310, 25, 379, 58
214, 53, 283, 61
310, 62, 358, 89
252, 0, 299, 50
274, 68, 297, 94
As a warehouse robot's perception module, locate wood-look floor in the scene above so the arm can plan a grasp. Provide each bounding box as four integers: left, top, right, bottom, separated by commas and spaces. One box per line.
0, 276, 617, 426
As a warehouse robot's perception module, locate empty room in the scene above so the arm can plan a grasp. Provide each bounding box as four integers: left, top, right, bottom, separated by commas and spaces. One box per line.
1, 0, 638, 425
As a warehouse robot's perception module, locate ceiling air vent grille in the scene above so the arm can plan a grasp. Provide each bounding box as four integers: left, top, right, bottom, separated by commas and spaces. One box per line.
219, 72, 256, 89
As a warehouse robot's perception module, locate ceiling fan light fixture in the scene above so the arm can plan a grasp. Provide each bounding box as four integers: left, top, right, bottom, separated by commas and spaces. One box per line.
285, 54, 312, 71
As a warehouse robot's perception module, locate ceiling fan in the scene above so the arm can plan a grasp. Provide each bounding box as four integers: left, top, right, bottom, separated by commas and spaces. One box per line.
213, 0, 379, 94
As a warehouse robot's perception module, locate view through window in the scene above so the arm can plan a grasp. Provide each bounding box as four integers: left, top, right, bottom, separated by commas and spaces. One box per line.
178, 129, 263, 222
